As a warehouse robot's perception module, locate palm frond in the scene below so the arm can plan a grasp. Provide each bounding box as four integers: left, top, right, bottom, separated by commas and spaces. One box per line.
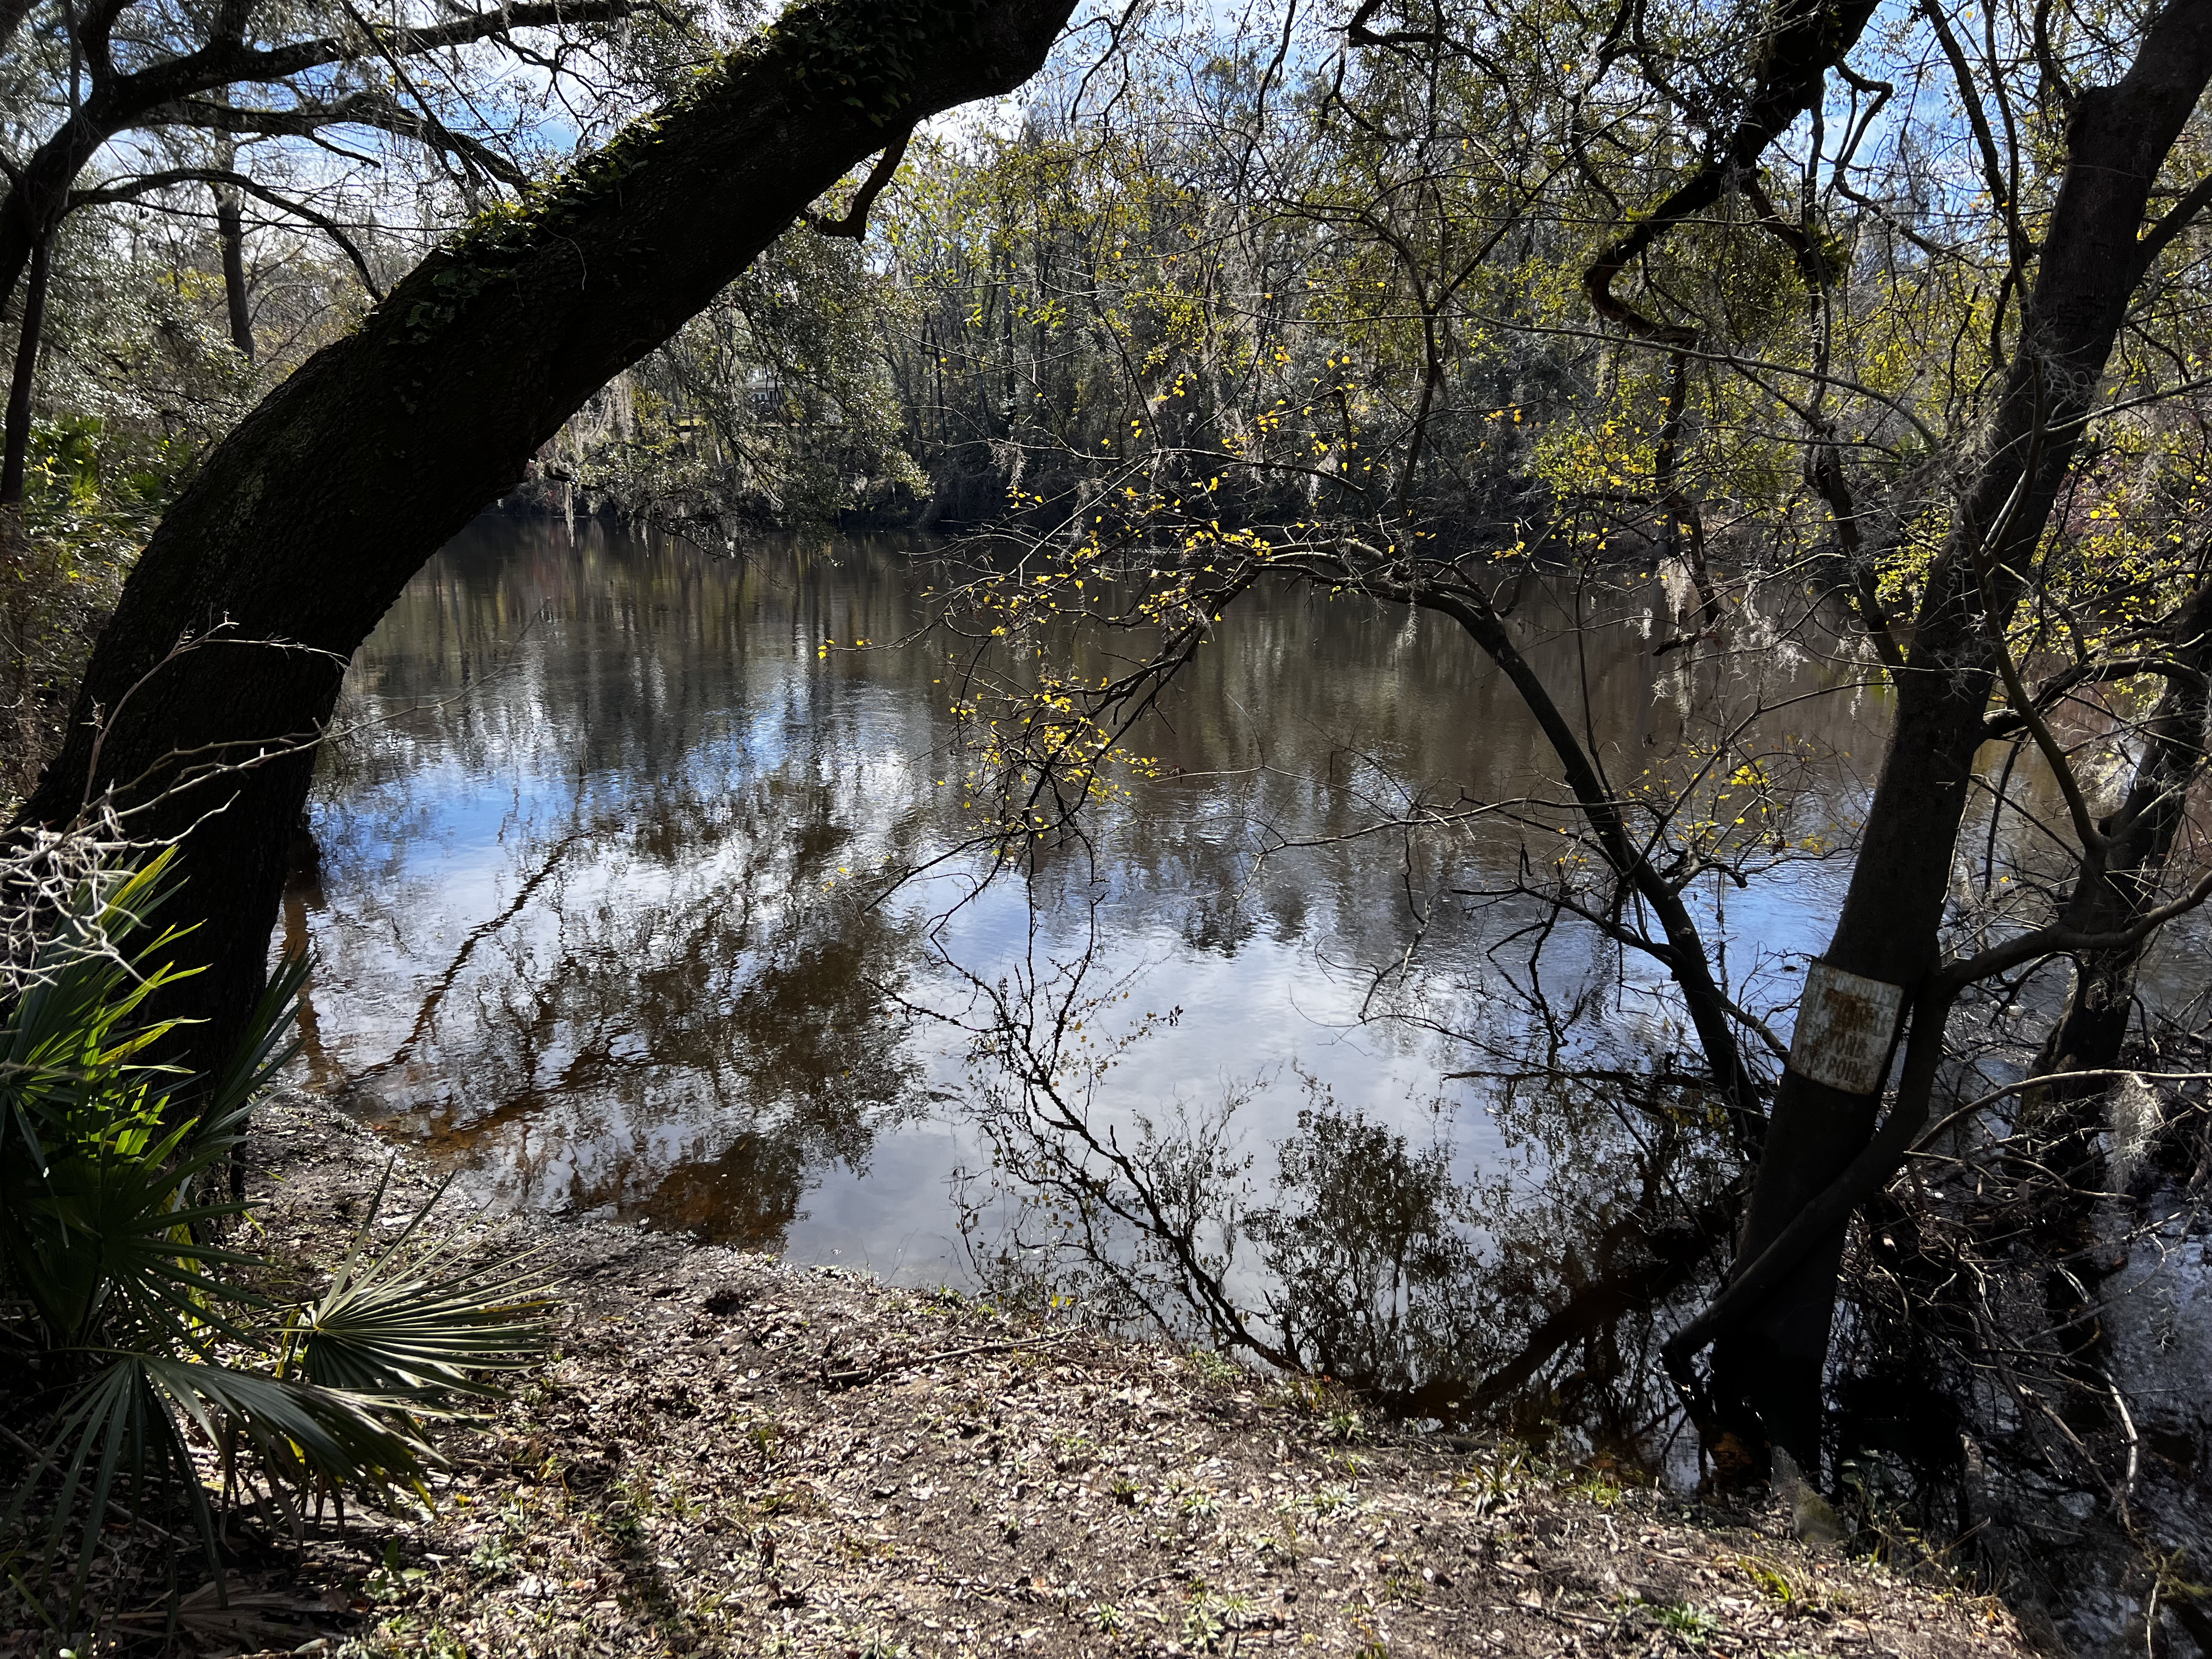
1, 853, 567, 1632
295, 1167, 554, 1398
3, 1098, 263, 1347
3, 1355, 222, 1618
1, 885, 194, 1178
140, 1355, 436, 1499
206, 950, 311, 1122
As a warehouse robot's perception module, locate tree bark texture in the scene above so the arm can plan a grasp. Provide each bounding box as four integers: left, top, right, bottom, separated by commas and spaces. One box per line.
15, 0, 1077, 1082
1712, 0, 2212, 1465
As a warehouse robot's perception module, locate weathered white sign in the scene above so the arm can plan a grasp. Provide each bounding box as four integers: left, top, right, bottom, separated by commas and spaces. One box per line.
1787, 961, 1906, 1094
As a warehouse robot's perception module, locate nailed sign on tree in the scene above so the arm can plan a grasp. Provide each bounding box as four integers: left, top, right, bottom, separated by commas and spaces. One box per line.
1787, 962, 1905, 1096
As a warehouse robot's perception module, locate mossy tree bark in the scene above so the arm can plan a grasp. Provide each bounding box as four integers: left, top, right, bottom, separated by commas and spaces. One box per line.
14, 0, 1076, 1081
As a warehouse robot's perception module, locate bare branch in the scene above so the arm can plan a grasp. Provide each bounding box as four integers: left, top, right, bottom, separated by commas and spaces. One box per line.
65, 167, 386, 297
146, 92, 531, 190
803, 123, 915, 240
2136, 169, 2212, 267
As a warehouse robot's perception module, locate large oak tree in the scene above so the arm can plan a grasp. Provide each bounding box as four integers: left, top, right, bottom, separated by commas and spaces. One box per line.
14, 0, 1077, 1075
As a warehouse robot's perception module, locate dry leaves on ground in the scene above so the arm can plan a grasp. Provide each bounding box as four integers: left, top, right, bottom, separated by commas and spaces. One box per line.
2, 1093, 2043, 1659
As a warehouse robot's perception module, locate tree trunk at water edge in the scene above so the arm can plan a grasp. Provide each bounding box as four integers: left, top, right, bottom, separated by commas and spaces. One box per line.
1705, 0, 2212, 1471
2028, 579, 2212, 1124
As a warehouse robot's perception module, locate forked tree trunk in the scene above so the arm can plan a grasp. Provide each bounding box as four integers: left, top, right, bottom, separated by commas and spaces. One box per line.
14, 0, 1076, 1082
1709, 0, 2212, 1468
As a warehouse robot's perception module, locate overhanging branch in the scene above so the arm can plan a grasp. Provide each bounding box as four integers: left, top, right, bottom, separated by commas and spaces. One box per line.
802, 124, 915, 239
146, 92, 531, 190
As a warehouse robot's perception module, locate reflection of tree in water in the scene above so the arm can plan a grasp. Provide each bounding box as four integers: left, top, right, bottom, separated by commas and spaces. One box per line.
302, 518, 943, 1250
341, 796, 925, 1247
933, 578, 1840, 1455
644, 1131, 808, 1246
1249, 1074, 1736, 1460
650, 917, 924, 1248
311, 523, 1810, 1457
1247, 1103, 1480, 1389
945, 900, 1739, 1465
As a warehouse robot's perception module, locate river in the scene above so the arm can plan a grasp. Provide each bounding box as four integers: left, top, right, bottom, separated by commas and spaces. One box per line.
289, 511, 2153, 1459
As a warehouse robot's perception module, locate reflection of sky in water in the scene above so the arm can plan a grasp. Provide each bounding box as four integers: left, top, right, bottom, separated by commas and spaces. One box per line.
293, 514, 2142, 1345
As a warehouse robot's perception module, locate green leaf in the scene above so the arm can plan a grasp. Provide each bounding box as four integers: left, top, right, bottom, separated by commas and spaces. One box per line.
295, 1165, 554, 1398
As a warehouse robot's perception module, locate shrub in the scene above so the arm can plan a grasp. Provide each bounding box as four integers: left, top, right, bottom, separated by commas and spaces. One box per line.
0, 851, 551, 1624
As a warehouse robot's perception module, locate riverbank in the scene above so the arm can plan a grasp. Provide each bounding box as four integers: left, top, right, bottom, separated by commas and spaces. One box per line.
71, 1090, 2022, 1659
2, 1090, 2043, 1658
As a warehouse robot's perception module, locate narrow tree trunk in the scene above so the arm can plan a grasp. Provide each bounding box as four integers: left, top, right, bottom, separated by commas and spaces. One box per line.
1708, 0, 2212, 1469
214, 182, 253, 361
2030, 584, 2212, 1114
14, 0, 1076, 1085
0, 228, 52, 509
1996, 597, 2212, 1423
1406, 580, 1768, 1146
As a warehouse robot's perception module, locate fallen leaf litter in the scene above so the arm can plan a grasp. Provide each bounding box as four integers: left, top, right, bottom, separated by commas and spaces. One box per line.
5, 1091, 2040, 1658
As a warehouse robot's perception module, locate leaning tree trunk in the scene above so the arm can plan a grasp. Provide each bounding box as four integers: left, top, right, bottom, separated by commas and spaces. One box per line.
15, 0, 1076, 1084
2010, 583, 2212, 1388
1707, 0, 2212, 1469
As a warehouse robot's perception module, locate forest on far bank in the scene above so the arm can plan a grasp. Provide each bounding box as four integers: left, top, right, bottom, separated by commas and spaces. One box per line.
8, 0, 2212, 1652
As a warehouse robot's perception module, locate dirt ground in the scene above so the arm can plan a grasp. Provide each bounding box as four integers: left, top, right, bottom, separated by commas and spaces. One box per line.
7, 1091, 2045, 1658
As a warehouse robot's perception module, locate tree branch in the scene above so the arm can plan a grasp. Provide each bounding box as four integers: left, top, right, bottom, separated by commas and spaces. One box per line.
1345, 0, 1444, 48
147, 93, 531, 189
802, 122, 915, 239
65, 167, 385, 298
217, 0, 635, 91
1584, 0, 1881, 341
2136, 168, 2212, 268
78, 0, 133, 83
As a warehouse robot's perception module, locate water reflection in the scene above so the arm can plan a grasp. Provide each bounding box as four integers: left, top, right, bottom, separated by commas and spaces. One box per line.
294, 514, 2089, 1457
1250, 1081, 1740, 1441
298, 521, 942, 1247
